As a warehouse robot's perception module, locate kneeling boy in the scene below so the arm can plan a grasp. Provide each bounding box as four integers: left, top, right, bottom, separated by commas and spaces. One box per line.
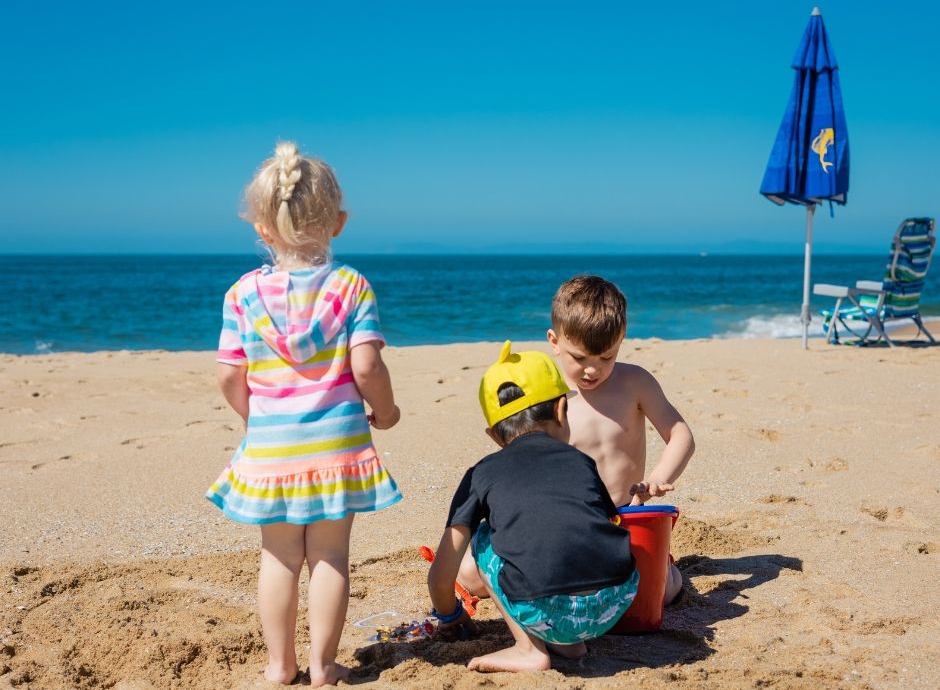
427, 341, 638, 672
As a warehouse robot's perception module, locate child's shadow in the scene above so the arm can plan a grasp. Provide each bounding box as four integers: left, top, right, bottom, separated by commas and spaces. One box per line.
566, 553, 803, 675
349, 553, 801, 682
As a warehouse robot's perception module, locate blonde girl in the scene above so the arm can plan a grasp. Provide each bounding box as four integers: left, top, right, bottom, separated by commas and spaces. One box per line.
206, 141, 402, 686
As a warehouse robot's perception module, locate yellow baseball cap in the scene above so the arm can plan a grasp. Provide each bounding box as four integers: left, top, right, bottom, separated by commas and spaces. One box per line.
479, 341, 571, 427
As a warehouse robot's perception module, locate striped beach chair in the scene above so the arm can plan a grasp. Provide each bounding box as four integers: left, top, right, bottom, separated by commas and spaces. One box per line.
813, 217, 936, 346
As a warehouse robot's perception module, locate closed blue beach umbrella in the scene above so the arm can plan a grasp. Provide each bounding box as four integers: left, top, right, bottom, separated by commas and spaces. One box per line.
760, 7, 850, 349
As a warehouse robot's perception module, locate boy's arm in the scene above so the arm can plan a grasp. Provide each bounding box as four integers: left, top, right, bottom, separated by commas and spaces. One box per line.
428, 526, 474, 622
637, 369, 695, 491
350, 341, 401, 430
217, 362, 250, 424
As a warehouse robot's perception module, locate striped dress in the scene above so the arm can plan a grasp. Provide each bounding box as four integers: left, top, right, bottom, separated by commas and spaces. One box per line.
205, 262, 403, 524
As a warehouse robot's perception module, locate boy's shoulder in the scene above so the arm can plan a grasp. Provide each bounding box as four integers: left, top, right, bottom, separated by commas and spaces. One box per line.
606, 361, 659, 387
580, 361, 664, 407
612, 360, 652, 375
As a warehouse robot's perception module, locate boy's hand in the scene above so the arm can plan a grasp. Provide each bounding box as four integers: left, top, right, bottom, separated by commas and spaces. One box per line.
628, 481, 674, 506
434, 610, 477, 641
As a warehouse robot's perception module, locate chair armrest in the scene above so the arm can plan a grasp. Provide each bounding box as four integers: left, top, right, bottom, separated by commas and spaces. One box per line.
854, 280, 883, 293
813, 283, 851, 297
814, 282, 883, 298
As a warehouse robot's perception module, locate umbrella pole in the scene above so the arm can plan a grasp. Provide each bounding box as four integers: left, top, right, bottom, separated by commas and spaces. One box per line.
801, 204, 816, 349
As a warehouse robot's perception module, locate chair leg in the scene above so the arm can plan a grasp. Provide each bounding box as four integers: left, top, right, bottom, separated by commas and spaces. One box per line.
911, 316, 937, 344
834, 312, 876, 345
827, 298, 843, 344
868, 316, 894, 347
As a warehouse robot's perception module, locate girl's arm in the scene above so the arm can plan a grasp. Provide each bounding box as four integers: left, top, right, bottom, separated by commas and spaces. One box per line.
350, 341, 400, 429
217, 362, 250, 424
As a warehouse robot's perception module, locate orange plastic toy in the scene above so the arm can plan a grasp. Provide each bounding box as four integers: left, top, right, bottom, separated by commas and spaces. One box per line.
419, 545, 480, 616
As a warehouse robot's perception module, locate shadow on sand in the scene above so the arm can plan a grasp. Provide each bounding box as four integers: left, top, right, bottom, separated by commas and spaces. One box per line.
350, 553, 803, 682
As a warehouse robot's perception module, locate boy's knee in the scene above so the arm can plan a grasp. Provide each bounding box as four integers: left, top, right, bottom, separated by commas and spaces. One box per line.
457, 552, 487, 598
664, 562, 682, 605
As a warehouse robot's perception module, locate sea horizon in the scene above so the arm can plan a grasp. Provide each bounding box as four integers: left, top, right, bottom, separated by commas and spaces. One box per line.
2, 252, 937, 355
0, 242, 892, 258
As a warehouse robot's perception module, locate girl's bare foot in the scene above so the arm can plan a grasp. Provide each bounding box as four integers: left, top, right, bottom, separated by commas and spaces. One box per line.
547, 641, 587, 659
467, 645, 551, 672
263, 665, 300, 684
309, 661, 350, 687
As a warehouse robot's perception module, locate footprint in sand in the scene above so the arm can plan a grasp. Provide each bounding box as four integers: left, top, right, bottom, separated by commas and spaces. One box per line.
685, 493, 717, 504
817, 605, 915, 636
712, 387, 749, 399
758, 494, 809, 506
906, 541, 937, 555
915, 443, 940, 461
0, 439, 40, 450
859, 504, 905, 522
120, 435, 168, 450
31, 452, 99, 471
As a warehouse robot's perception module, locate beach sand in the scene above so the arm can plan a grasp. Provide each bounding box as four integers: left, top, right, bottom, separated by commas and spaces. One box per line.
2, 338, 939, 689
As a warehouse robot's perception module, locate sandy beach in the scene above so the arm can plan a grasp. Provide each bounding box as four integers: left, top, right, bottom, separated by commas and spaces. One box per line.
2, 338, 939, 690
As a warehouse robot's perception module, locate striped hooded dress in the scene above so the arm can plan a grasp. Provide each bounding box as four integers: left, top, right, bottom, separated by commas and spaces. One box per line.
205, 262, 402, 524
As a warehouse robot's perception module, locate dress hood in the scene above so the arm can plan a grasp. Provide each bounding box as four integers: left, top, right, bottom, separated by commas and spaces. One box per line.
238, 263, 357, 364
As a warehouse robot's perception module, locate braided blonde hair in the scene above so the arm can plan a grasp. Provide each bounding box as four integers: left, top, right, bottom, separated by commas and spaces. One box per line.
242, 141, 344, 266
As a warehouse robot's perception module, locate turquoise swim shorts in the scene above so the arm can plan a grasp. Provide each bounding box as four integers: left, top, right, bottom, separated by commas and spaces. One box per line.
472, 521, 639, 645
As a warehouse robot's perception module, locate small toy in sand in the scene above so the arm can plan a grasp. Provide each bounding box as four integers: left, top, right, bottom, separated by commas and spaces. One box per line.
419, 545, 480, 616
370, 619, 435, 642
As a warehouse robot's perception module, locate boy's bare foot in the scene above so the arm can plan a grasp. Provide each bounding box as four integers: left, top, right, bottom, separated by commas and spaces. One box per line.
309, 662, 350, 687
547, 641, 587, 659
467, 645, 551, 672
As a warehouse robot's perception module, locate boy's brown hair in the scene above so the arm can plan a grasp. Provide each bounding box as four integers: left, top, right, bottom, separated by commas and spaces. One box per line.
550, 275, 627, 354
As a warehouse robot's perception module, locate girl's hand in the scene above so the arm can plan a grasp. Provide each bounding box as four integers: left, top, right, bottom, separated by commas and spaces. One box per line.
628, 481, 674, 506
368, 405, 401, 430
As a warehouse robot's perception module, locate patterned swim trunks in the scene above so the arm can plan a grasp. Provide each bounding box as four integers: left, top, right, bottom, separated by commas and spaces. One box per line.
472, 521, 639, 645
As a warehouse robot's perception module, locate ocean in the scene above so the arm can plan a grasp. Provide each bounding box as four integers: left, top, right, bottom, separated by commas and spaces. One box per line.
2, 253, 937, 355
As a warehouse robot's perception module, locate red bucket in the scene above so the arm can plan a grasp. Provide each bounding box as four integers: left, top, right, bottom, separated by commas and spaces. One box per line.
608, 504, 679, 634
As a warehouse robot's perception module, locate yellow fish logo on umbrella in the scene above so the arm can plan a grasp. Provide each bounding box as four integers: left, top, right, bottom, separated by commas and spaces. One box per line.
811, 127, 835, 172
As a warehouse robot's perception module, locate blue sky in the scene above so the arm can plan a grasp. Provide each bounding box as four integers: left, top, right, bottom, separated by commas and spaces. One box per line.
1, 1, 937, 255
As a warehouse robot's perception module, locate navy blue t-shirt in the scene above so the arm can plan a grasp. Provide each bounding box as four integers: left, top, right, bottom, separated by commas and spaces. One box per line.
446, 431, 635, 600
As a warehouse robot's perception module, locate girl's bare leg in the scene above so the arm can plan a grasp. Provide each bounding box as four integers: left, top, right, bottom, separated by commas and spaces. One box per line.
259, 523, 306, 684
305, 514, 354, 687
467, 577, 551, 673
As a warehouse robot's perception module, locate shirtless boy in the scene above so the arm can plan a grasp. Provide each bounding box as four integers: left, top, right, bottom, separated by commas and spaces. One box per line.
547, 275, 695, 603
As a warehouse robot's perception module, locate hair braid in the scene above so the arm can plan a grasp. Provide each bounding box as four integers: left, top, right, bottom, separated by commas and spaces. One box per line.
274, 142, 302, 241
275, 142, 302, 203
